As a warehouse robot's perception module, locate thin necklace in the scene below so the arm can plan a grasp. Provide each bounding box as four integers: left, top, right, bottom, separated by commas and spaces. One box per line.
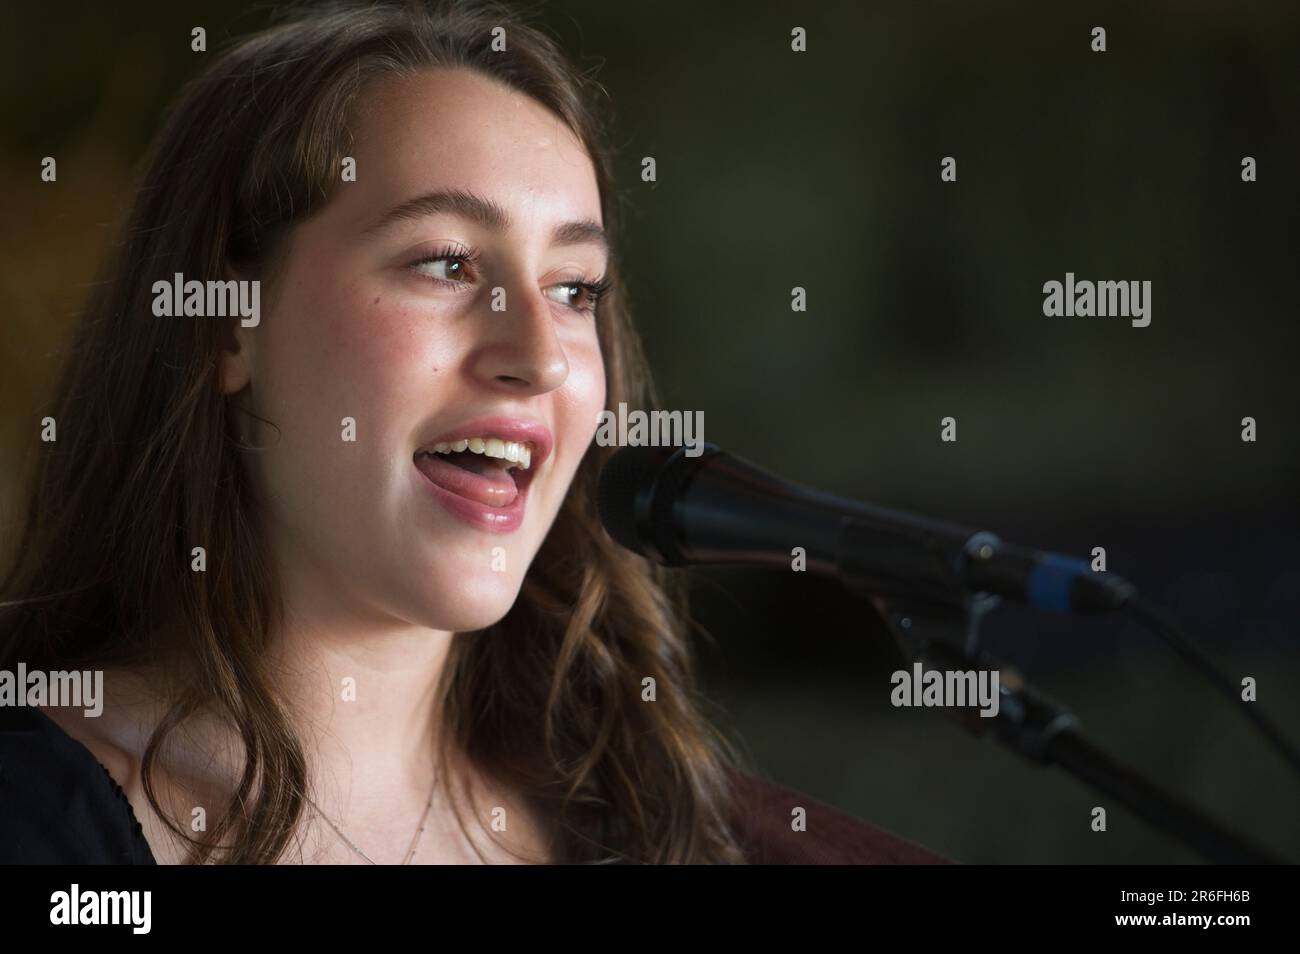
307, 779, 438, 865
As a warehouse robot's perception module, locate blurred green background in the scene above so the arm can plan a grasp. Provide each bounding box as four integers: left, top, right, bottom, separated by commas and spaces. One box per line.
2, 0, 1297, 862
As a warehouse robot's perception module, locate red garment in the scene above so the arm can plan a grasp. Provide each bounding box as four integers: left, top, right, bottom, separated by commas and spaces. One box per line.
728, 770, 950, 864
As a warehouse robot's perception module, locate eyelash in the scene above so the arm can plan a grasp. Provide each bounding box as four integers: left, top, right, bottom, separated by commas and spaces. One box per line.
409, 243, 611, 315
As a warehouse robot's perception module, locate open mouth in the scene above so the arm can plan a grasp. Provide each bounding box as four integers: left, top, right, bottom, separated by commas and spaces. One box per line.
413, 437, 537, 509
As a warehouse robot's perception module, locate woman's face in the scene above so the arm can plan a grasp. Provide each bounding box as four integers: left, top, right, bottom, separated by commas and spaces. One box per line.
224, 68, 608, 633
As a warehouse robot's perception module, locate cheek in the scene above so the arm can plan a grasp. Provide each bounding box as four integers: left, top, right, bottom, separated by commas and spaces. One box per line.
267, 280, 450, 428
251, 279, 452, 517
320, 289, 437, 396
557, 332, 607, 420
550, 334, 607, 474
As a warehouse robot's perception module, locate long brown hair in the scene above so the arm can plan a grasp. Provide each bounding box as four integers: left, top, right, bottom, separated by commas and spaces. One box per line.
0, 0, 750, 864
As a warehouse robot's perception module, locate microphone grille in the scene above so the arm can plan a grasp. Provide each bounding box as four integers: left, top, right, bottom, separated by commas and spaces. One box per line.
596, 445, 673, 554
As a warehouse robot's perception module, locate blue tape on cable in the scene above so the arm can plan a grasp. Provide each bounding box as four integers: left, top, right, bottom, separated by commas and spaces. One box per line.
1027, 554, 1092, 613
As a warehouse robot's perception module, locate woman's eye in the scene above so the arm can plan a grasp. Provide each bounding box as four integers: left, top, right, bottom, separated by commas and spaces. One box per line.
408, 250, 603, 314
412, 256, 473, 283
545, 283, 591, 310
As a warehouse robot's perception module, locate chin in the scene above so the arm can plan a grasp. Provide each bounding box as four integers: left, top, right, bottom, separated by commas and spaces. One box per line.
409, 571, 527, 633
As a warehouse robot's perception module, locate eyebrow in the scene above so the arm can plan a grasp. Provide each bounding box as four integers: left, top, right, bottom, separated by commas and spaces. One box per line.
362, 187, 609, 257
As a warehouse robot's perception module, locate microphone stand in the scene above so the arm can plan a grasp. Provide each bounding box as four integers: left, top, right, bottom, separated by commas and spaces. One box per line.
866, 588, 1287, 864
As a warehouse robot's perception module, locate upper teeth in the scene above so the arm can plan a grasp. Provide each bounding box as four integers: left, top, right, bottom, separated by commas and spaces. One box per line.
427, 437, 533, 470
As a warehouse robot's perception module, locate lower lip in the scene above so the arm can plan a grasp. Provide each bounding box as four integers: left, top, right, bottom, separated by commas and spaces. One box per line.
412, 455, 531, 533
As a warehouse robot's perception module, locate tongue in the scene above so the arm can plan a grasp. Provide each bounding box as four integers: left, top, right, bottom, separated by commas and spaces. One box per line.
415, 452, 518, 507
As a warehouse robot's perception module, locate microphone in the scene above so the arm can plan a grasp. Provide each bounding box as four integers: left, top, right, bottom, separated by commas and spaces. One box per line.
597, 443, 1136, 614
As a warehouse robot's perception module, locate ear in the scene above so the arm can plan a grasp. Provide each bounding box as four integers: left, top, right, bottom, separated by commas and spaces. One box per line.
218, 264, 258, 395
219, 321, 255, 395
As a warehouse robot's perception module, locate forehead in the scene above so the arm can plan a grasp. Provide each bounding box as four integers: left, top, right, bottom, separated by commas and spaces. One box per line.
344, 68, 602, 228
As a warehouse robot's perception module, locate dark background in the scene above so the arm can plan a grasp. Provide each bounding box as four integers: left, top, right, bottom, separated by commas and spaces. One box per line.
2, 0, 1297, 862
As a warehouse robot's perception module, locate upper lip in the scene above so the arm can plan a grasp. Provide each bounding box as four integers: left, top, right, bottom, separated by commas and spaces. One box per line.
414, 415, 554, 470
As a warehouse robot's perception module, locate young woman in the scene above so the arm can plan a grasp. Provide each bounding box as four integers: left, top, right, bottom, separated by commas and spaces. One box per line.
0, 0, 944, 865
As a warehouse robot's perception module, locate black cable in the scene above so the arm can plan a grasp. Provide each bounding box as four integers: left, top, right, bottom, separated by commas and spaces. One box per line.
1121, 593, 1300, 782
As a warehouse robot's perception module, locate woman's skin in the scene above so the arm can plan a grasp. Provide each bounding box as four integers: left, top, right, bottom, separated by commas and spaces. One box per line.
39, 67, 610, 863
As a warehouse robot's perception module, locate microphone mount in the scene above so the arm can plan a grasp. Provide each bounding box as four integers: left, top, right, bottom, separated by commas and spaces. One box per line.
597, 441, 1294, 863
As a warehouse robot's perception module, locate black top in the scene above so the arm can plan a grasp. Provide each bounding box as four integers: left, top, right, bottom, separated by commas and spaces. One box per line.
0, 705, 156, 864
0, 705, 946, 865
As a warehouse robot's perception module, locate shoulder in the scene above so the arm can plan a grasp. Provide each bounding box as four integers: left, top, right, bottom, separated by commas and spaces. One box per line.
0, 705, 155, 864
726, 768, 951, 865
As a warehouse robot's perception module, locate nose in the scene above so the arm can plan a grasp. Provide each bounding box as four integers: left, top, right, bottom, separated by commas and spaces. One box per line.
468, 281, 570, 395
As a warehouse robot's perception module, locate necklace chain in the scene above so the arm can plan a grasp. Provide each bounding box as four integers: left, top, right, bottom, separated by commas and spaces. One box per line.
306, 781, 438, 865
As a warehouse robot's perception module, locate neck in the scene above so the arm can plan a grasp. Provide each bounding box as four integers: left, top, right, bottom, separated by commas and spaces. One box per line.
265, 555, 460, 810
271, 614, 454, 792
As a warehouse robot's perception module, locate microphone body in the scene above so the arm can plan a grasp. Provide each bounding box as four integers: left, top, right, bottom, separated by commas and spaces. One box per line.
597, 444, 1134, 614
